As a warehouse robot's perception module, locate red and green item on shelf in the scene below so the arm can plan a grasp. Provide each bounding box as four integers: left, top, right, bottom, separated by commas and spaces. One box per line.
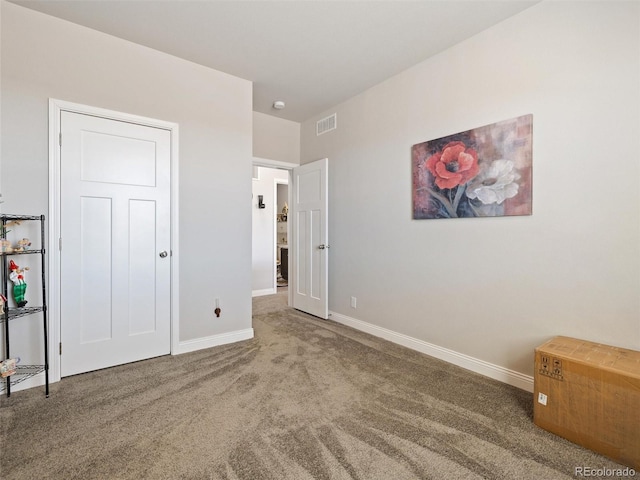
8, 259, 28, 307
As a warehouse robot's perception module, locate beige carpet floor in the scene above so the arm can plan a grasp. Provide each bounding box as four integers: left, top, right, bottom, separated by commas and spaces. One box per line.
0, 290, 632, 479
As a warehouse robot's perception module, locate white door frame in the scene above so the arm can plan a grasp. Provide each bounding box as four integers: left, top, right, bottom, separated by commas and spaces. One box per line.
253, 157, 296, 307
48, 99, 180, 385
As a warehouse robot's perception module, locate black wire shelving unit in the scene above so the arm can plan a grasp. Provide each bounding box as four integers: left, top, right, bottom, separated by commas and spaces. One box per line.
1, 214, 49, 398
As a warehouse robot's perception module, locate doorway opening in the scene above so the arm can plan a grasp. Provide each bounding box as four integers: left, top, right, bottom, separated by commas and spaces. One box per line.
275, 179, 289, 292
251, 161, 293, 305
251, 157, 329, 319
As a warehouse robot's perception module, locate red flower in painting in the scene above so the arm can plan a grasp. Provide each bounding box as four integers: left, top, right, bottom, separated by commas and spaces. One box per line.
425, 141, 479, 189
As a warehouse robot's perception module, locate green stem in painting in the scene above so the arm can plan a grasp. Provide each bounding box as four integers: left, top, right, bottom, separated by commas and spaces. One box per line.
452, 184, 466, 214
424, 187, 457, 218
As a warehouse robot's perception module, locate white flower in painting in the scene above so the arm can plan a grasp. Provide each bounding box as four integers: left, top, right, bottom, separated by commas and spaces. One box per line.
465, 159, 520, 205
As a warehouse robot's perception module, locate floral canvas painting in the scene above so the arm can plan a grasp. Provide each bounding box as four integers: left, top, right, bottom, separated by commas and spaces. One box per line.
412, 115, 532, 219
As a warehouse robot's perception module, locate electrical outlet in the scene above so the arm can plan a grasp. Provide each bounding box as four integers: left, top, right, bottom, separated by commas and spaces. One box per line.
350, 296, 357, 309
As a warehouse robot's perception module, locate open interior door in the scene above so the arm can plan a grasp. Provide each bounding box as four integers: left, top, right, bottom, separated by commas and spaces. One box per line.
292, 158, 328, 319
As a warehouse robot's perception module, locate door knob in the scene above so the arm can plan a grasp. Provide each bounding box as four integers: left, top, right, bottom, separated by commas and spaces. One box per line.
159, 251, 168, 258
318, 244, 330, 250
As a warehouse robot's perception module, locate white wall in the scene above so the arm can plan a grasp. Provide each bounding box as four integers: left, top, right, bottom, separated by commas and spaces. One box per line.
301, 1, 640, 383
253, 111, 300, 164
252, 166, 288, 295
1, 2, 253, 355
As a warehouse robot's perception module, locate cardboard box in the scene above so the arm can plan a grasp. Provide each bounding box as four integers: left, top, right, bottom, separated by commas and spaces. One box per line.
534, 336, 640, 469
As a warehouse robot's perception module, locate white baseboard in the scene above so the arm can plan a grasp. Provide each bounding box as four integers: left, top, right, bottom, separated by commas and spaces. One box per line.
329, 311, 533, 392
5, 329, 255, 395
174, 328, 254, 355
252, 288, 276, 297
3, 372, 48, 395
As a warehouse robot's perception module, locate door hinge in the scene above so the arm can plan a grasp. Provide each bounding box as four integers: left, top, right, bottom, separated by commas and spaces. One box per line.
59, 342, 62, 355
59, 132, 62, 146
59, 237, 62, 251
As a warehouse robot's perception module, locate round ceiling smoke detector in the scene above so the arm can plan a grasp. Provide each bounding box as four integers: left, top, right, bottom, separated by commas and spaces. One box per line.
273, 100, 286, 110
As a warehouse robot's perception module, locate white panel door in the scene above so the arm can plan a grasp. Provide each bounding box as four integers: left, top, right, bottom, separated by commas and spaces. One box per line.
293, 158, 328, 319
60, 111, 171, 377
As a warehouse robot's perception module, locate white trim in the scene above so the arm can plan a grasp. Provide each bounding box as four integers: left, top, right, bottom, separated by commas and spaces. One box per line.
252, 288, 277, 297
329, 311, 534, 392
252, 156, 298, 170
5, 372, 46, 393
174, 328, 254, 355
48, 99, 180, 384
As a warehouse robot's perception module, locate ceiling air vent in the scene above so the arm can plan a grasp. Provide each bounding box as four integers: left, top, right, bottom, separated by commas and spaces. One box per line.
316, 113, 337, 136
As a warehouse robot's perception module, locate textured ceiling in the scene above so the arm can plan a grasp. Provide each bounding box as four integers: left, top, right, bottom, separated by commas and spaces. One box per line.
11, 0, 539, 122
